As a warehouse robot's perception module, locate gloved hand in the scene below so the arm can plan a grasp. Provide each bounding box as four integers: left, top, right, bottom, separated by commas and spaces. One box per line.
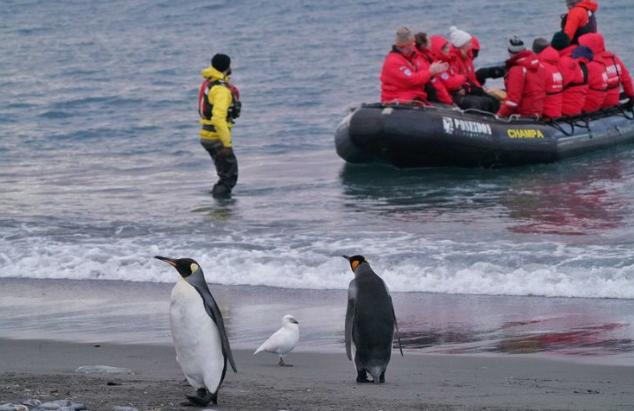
219, 147, 233, 157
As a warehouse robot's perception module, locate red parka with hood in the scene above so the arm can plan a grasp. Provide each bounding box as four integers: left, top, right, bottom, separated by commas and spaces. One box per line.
538, 46, 564, 118
380, 47, 432, 104
430, 35, 467, 93
498, 50, 546, 117
598, 38, 634, 107
578, 33, 608, 112
449, 45, 481, 88
563, 0, 598, 44
558, 45, 589, 116
413, 48, 454, 105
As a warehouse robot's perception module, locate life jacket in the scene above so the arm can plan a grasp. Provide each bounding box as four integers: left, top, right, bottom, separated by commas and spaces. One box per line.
561, 0, 598, 44
601, 52, 634, 107
558, 46, 588, 116
578, 33, 609, 112
498, 50, 546, 117
538, 47, 564, 118
198, 79, 242, 124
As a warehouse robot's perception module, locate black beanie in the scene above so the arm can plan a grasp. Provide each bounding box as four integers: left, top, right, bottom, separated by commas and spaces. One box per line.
551, 31, 571, 51
211, 53, 231, 72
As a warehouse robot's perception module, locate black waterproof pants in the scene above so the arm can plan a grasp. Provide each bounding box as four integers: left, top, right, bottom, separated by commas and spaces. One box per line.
200, 139, 238, 198
452, 91, 500, 113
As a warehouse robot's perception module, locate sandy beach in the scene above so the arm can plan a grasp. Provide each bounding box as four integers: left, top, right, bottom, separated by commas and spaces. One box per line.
1, 338, 634, 411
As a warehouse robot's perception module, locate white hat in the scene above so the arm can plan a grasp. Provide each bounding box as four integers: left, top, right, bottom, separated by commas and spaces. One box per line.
449, 26, 472, 48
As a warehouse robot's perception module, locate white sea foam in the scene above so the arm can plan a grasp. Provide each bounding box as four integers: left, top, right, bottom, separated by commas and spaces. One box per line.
2, 233, 634, 300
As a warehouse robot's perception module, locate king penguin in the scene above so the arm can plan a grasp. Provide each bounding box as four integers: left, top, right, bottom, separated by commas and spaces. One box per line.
343, 255, 403, 383
155, 256, 237, 406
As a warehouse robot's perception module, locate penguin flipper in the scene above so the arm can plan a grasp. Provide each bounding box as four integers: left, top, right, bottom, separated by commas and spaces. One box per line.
188, 278, 238, 373
390, 296, 404, 357
345, 281, 358, 361
206, 296, 238, 373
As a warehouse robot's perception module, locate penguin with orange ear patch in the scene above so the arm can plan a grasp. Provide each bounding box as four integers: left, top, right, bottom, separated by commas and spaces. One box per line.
155, 256, 237, 406
343, 255, 403, 383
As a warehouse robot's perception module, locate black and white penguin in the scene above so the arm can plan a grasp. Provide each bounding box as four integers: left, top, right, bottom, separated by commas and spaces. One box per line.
343, 255, 403, 383
155, 256, 237, 406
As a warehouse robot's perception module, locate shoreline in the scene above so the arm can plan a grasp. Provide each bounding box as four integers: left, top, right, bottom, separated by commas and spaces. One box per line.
2, 338, 634, 411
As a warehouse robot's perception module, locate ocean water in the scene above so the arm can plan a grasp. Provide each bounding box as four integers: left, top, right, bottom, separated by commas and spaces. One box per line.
2, 0, 634, 302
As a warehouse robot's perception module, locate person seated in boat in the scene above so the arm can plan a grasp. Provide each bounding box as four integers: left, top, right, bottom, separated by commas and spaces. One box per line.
562, 0, 598, 44
550, 31, 589, 116
595, 35, 634, 108
577, 33, 608, 112
447, 27, 500, 113
380, 25, 448, 104
533, 38, 564, 119
429, 33, 496, 113
413, 32, 455, 106
497, 37, 546, 118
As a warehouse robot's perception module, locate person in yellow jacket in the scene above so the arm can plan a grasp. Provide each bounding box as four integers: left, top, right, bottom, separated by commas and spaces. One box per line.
198, 53, 241, 199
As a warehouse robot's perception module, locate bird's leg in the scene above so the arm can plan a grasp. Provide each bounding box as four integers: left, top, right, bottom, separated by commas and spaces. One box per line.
380, 370, 386, 383
278, 356, 293, 367
185, 388, 214, 407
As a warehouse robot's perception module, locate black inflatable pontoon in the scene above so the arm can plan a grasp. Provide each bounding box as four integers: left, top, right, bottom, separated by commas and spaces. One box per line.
335, 103, 634, 168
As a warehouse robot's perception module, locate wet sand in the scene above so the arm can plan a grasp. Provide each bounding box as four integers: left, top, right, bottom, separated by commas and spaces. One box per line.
1, 338, 634, 411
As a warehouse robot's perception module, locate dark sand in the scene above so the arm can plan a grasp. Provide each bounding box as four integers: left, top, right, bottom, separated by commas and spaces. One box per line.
1, 338, 634, 411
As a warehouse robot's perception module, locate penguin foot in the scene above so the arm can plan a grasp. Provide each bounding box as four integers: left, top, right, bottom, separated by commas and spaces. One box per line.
356, 376, 372, 383
185, 388, 215, 407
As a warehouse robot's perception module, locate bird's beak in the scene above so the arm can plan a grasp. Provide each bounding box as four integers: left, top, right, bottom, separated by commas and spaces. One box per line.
342, 255, 351, 261
154, 256, 177, 267
290, 318, 299, 324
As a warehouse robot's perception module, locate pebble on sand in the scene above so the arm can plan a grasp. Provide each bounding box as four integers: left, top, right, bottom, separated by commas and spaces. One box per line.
74, 366, 134, 375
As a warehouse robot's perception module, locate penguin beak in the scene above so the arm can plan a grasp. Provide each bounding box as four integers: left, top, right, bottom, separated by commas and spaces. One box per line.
154, 256, 177, 267
342, 255, 351, 261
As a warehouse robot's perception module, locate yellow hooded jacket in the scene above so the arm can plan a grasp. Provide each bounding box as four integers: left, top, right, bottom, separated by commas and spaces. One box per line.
199, 66, 233, 148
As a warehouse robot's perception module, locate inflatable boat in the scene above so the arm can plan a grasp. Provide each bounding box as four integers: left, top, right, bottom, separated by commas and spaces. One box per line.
335, 103, 634, 168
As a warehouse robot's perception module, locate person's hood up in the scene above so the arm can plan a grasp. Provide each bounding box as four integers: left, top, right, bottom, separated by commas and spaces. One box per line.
430, 35, 451, 62
506, 50, 540, 71
575, 0, 599, 13
201, 66, 228, 81
538, 46, 560, 65
578, 33, 605, 55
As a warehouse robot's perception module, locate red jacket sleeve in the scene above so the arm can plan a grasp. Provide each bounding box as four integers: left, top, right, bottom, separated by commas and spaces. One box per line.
438, 71, 467, 92
498, 66, 525, 117
381, 55, 432, 89
564, 7, 586, 42
616, 56, 634, 98
431, 77, 454, 104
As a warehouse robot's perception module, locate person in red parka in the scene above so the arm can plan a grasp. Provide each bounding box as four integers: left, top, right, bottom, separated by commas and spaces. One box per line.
533, 38, 564, 118
562, 0, 598, 44
598, 36, 634, 107
380, 25, 448, 104
498, 37, 546, 118
551, 31, 589, 116
413, 32, 454, 105
430, 35, 467, 93
578, 33, 608, 112
449, 26, 480, 88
